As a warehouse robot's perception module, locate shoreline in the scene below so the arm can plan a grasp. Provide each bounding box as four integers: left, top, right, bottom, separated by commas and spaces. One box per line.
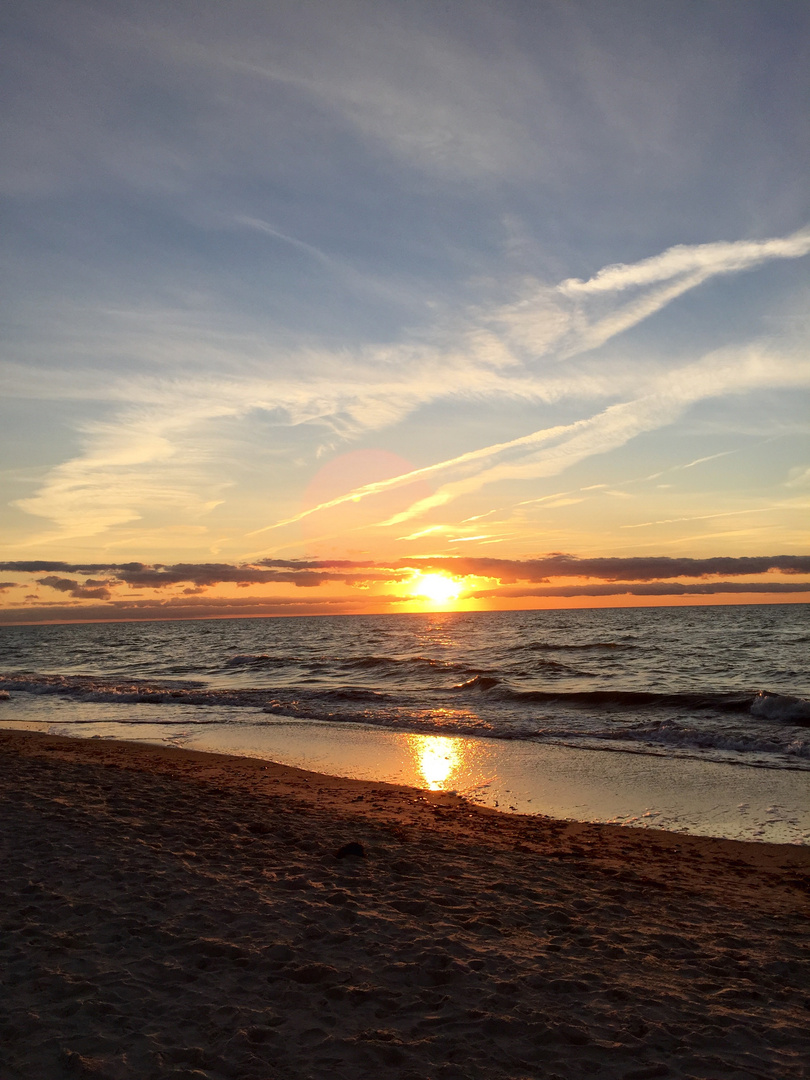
5, 707, 810, 844
5, 727, 810, 874
4, 728, 810, 903
2, 728, 809, 1079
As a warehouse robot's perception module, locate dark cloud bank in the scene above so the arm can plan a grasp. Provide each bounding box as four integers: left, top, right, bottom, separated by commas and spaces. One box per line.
1, 554, 809, 585
0, 555, 807, 623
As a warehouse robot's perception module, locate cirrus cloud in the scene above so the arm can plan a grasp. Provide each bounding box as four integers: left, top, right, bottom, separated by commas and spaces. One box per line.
7, 226, 809, 547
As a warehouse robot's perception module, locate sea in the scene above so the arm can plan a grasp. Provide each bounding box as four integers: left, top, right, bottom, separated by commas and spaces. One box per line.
2, 604, 809, 840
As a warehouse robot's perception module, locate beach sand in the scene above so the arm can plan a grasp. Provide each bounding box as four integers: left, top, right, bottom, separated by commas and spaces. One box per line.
1, 729, 808, 1080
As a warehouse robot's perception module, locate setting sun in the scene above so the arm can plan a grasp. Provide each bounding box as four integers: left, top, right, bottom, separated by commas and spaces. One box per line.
409, 572, 464, 607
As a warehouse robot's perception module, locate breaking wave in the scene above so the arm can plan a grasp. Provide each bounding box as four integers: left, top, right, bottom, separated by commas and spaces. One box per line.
750, 691, 810, 725
3, 673, 808, 727
450, 676, 759, 714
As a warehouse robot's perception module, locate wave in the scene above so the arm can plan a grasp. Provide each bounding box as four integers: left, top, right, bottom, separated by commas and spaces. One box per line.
343, 655, 485, 675
452, 656, 594, 685
750, 691, 810, 725
4, 673, 808, 725
261, 699, 501, 737
452, 675, 502, 692
448, 680, 810, 724
3, 671, 809, 768
552, 717, 810, 764
265, 707, 808, 766
0, 673, 268, 708
4, 668, 810, 763
224, 653, 297, 668
449, 676, 755, 712
516, 641, 628, 652
319, 687, 390, 702
224, 653, 487, 676
0, 672, 394, 709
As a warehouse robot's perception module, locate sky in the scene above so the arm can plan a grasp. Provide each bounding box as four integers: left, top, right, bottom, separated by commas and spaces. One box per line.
1, 0, 809, 623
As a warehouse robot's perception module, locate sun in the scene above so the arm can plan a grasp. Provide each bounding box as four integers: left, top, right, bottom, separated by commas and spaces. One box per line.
409, 572, 464, 607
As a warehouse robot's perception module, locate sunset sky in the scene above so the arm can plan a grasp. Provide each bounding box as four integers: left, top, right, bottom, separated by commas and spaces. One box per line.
1, 0, 809, 623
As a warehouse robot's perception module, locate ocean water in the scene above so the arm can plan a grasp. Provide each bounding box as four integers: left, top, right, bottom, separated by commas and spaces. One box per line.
1, 604, 808, 772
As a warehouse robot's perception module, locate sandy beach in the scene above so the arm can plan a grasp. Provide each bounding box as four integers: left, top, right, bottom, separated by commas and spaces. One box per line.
1, 729, 808, 1080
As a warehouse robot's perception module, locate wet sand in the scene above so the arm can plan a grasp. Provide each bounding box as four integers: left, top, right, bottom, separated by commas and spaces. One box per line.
1, 728, 808, 1080
8, 710, 809, 844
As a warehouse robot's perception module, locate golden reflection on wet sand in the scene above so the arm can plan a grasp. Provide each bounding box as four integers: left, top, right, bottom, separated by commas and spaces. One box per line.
406, 732, 493, 794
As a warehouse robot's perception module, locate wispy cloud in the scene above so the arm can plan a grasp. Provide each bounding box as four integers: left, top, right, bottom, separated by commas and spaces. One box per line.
681, 450, 737, 470
484, 227, 810, 362
785, 465, 810, 488
235, 216, 334, 265
7, 227, 810, 546
559, 230, 810, 296
264, 339, 808, 533
199, 12, 543, 183
234, 215, 415, 305
11, 404, 230, 541
622, 507, 774, 530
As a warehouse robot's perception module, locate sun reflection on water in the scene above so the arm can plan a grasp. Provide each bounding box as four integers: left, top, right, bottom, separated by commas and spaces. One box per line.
408, 733, 477, 791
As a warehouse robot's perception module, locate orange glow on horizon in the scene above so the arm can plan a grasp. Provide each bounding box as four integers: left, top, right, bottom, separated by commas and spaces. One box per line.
0, 589, 806, 626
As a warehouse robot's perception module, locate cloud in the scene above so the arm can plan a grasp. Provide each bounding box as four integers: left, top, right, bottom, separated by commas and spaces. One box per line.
785, 465, 810, 488
680, 451, 737, 470
235, 216, 334, 266
11, 398, 238, 539
36, 575, 111, 600
234, 215, 416, 306
104, 563, 392, 590
7, 350, 489, 541
374, 396, 680, 526
0, 561, 148, 573
477, 228, 810, 363
7, 227, 810, 544
548, 229, 810, 357
2, 559, 402, 591
2, 576, 806, 625
0, 593, 385, 625
558, 230, 810, 296
470, 582, 810, 599
397, 554, 810, 582
266, 339, 808, 532
3, 554, 808, 592
202, 9, 539, 183
0, 582, 17, 593
1, 551, 807, 624
248, 416, 585, 535
622, 507, 772, 530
